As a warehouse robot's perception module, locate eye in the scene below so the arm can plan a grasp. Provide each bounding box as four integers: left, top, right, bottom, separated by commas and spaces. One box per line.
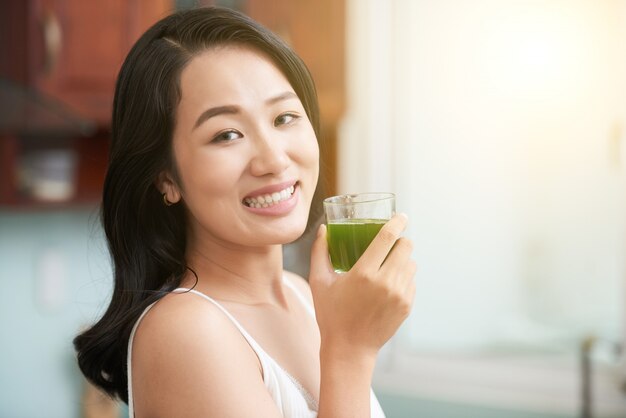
274, 112, 300, 127
212, 129, 242, 143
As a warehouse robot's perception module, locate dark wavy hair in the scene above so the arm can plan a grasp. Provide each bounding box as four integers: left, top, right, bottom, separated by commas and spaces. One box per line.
73, 6, 321, 403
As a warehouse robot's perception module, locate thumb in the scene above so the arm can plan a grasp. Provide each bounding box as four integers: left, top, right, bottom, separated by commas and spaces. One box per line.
309, 224, 334, 281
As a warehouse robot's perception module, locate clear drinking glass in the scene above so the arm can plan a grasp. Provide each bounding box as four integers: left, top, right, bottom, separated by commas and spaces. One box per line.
323, 192, 396, 272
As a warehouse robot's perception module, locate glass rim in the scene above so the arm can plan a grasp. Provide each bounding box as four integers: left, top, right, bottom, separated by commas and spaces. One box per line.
323, 192, 395, 206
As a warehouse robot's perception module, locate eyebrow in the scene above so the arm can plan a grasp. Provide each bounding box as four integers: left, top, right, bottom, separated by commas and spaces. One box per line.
192, 91, 299, 130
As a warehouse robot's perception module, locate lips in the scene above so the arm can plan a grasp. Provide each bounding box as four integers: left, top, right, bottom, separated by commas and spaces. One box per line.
243, 181, 298, 208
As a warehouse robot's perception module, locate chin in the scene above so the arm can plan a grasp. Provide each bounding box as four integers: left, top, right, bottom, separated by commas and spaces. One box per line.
274, 220, 309, 245
264, 212, 310, 245
283, 225, 308, 244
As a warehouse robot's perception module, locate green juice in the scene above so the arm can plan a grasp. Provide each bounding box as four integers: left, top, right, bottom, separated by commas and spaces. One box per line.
327, 219, 387, 272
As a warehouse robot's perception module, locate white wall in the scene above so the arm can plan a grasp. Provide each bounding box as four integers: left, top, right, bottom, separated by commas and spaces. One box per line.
341, 0, 626, 352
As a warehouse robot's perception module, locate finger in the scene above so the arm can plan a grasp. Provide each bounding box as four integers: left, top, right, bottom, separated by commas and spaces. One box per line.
379, 237, 413, 280
400, 259, 418, 292
309, 224, 334, 283
405, 278, 417, 313
354, 213, 408, 273
398, 262, 417, 306
394, 270, 416, 320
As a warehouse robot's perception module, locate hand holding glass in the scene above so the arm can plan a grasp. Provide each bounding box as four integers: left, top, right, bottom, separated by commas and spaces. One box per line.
323, 193, 396, 272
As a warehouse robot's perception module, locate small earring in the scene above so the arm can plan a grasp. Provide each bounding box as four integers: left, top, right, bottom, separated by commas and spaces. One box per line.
163, 193, 174, 206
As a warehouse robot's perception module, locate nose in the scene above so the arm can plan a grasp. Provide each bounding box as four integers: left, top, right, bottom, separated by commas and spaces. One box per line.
249, 134, 290, 177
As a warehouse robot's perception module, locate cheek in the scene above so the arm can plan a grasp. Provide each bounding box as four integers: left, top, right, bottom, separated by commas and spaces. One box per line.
310, 145, 320, 182
296, 130, 320, 170
178, 149, 244, 203
307, 138, 321, 182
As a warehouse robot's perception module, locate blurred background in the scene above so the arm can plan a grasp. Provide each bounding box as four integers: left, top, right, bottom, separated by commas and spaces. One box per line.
1, 0, 625, 417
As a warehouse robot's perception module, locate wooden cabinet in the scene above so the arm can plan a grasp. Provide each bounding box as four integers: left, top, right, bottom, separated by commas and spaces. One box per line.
4, 0, 171, 124
0, 131, 110, 208
0, 0, 172, 208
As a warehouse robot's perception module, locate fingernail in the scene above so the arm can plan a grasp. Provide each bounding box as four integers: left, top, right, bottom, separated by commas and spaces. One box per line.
398, 212, 408, 220
318, 223, 326, 237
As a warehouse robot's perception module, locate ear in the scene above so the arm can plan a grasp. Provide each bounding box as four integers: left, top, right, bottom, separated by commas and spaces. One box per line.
156, 170, 182, 204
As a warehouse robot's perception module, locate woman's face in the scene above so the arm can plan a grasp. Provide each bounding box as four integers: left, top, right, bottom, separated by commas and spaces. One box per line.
165, 45, 319, 249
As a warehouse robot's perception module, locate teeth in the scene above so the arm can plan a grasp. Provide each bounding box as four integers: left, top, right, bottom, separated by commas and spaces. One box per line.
244, 185, 296, 207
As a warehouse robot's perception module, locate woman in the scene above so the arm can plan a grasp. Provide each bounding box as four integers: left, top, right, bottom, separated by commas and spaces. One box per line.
74, 7, 416, 418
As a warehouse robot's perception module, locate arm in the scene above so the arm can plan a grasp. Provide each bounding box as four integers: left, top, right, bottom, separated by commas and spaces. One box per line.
317, 343, 377, 417
309, 214, 417, 418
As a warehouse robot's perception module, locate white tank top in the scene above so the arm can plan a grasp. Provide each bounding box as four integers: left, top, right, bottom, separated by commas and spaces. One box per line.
127, 278, 386, 418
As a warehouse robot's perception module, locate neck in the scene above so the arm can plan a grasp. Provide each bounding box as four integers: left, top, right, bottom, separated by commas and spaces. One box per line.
183, 233, 287, 306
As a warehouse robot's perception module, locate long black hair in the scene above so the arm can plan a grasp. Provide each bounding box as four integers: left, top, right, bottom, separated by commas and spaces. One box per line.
73, 6, 321, 403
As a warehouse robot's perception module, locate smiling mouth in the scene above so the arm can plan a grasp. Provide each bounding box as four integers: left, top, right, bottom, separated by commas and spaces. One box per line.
243, 183, 298, 208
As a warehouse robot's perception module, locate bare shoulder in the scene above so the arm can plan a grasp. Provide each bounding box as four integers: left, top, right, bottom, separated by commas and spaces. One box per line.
131, 290, 282, 418
283, 270, 314, 304
133, 290, 243, 358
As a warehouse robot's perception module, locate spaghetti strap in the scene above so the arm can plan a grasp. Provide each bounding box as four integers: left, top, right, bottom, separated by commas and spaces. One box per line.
171, 287, 319, 411
127, 300, 158, 418
126, 290, 269, 418
170, 288, 268, 356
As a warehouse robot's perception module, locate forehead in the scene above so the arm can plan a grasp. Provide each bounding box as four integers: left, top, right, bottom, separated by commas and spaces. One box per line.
177, 45, 293, 108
